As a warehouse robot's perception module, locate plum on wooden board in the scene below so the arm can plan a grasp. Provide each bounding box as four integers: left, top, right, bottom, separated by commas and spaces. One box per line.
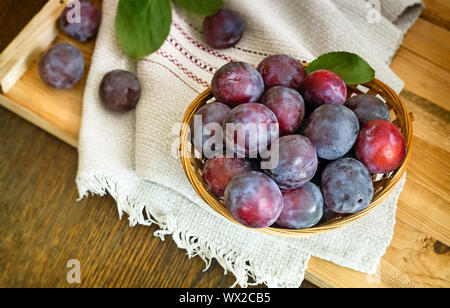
60, 0, 101, 42
38, 43, 84, 89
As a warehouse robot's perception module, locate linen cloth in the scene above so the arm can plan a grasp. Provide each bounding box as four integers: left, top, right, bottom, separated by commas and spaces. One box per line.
77, 0, 422, 287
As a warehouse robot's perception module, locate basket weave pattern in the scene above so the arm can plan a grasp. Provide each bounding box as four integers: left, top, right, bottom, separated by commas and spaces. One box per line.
180, 74, 413, 238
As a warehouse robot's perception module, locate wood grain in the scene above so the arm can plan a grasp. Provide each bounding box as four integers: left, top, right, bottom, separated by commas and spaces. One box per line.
0, 33, 95, 147
0, 0, 48, 52
421, 0, 450, 30
0, 108, 317, 288
391, 18, 450, 111
1, 1, 449, 288
0, 0, 70, 93
401, 18, 450, 70
307, 219, 449, 288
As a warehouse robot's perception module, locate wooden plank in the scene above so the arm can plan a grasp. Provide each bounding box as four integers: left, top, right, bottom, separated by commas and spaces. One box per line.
391, 47, 450, 111
396, 139, 450, 245
0, 0, 69, 93
0, 94, 78, 147
383, 221, 450, 288
389, 16, 450, 246
1, 109, 322, 288
401, 18, 450, 70
395, 91, 450, 244
0, 110, 241, 288
307, 219, 450, 288
0, 0, 449, 288
421, 0, 450, 30
290, 219, 449, 289
0, 0, 48, 52
400, 90, 449, 153
0, 34, 96, 148
391, 17, 450, 111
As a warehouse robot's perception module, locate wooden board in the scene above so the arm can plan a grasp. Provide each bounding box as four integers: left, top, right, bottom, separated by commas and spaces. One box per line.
0, 0, 449, 288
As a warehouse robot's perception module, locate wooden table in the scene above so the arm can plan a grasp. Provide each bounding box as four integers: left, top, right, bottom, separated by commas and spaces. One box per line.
0, 0, 449, 288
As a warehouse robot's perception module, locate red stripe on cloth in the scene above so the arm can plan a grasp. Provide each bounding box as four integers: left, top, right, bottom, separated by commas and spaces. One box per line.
176, 18, 271, 59
143, 59, 201, 94
155, 50, 210, 88
173, 22, 237, 63
167, 35, 217, 74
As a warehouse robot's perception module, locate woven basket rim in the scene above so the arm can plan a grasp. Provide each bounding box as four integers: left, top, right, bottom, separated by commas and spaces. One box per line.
180, 74, 413, 238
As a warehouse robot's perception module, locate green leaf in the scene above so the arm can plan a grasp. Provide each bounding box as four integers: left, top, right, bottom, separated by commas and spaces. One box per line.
116, 0, 172, 60
173, 0, 224, 16
305, 52, 375, 85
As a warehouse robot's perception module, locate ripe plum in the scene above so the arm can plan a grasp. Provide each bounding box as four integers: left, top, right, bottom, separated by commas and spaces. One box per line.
203, 9, 244, 49
224, 171, 283, 228
257, 54, 306, 89
263, 135, 318, 190
191, 102, 231, 155
300, 70, 347, 108
223, 103, 279, 157
212, 62, 265, 108
355, 119, 407, 174
203, 156, 253, 198
345, 94, 390, 124
38, 43, 84, 89
99, 70, 141, 112
262, 86, 305, 135
60, 0, 101, 42
277, 183, 323, 229
303, 104, 359, 160
321, 158, 374, 214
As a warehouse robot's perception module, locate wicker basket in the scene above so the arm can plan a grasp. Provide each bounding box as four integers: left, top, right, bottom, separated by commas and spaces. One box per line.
180, 67, 413, 238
